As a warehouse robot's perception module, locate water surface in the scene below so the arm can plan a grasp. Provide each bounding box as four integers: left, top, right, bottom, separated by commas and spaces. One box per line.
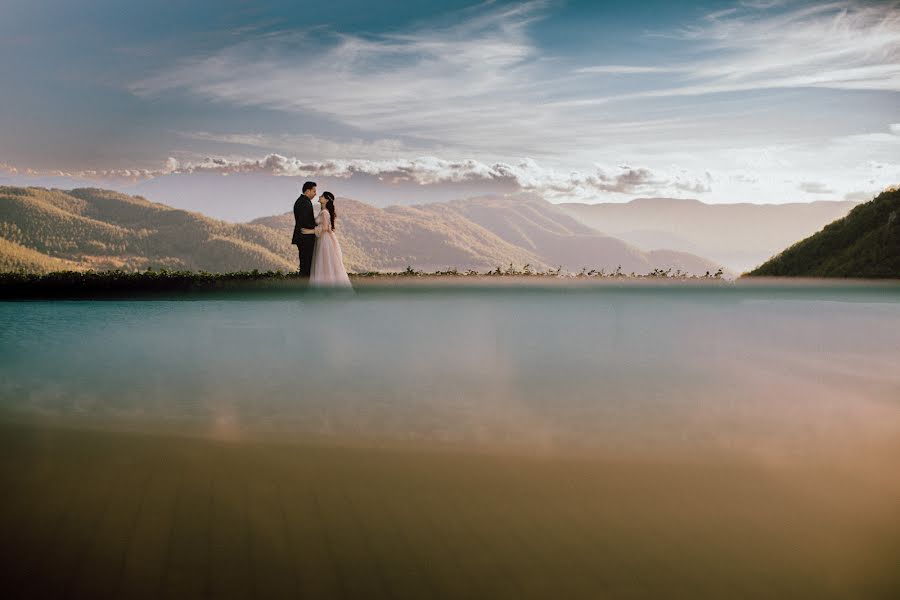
2, 281, 899, 598
2, 281, 899, 457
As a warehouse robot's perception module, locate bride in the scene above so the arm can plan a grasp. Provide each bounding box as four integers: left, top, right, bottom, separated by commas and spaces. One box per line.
301, 191, 353, 288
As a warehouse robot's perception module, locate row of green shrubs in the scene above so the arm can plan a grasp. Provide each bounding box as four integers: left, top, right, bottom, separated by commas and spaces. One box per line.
0, 265, 726, 299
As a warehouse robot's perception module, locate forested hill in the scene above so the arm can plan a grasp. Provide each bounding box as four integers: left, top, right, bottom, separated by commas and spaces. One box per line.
0, 187, 298, 273
747, 188, 900, 278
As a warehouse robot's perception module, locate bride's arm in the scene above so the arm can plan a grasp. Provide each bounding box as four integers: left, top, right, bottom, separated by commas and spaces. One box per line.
301, 215, 328, 236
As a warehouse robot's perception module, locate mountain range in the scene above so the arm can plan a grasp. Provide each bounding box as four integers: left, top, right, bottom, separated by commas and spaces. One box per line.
254, 194, 726, 274
0, 186, 726, 275
561, 197, 859, 272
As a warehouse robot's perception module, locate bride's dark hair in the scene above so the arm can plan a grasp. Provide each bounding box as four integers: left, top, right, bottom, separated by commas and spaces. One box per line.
322, 191, 336, 230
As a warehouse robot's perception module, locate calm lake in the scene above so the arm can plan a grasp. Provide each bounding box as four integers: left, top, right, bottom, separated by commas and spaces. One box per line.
2, 280, 899, 456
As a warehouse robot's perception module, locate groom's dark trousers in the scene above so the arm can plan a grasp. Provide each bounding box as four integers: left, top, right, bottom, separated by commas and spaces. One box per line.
296, 236, 315, 277
292, 194, 316, 278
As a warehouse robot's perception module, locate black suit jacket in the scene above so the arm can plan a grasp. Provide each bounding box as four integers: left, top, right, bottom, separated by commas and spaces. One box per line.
292, 195, 316, 245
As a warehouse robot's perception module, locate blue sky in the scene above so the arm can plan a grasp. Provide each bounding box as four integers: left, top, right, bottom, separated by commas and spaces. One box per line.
1, 0, 898, 220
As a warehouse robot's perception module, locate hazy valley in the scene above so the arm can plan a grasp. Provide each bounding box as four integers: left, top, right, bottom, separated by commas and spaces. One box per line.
561, 197, 860, 273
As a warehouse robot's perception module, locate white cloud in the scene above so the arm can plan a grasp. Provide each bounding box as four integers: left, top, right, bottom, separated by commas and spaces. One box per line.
826, 123, 900, 153
160, 154, 710, 198
0, 154, 714, 201
836, 131, 900, 144
798, 181, 836, 195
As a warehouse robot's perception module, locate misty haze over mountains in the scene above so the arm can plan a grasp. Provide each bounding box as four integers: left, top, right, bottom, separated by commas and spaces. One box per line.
126, 174, 861, 272
254, 195, 724, 275
1, 185, 861, 276
562, 197, 859, 272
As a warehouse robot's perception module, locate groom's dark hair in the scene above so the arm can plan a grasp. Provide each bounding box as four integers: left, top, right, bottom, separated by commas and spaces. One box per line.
302, 181, 317, 193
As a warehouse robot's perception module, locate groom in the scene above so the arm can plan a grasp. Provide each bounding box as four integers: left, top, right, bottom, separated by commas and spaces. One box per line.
292, 181, 317, 277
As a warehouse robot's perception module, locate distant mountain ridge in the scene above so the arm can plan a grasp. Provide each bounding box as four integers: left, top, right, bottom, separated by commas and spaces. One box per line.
250, 196, 541, 272
252, 194, 725, 275
389, 195, 725, 275
1, 186, 723, 275
747, 188, 900, 278
561, 197, 860, 273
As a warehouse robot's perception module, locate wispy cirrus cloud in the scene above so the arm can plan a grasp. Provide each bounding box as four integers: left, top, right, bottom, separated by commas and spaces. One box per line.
130, 0, 900, 161
131, 1, 554, 153
127, 1, 778, 157
682, 1, 900, 90
565, 1, 900, 106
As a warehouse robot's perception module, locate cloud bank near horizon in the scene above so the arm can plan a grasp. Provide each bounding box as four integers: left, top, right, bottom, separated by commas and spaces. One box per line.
0, 154, 713, 200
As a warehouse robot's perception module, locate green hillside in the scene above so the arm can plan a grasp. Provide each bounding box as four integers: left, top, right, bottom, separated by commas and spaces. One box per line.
747, 188, 900, 278
0, 237, 83, 273
0, 187, 295, 273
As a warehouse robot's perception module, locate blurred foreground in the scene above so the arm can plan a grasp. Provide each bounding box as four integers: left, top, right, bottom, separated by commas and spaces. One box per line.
1, 423, 898, 599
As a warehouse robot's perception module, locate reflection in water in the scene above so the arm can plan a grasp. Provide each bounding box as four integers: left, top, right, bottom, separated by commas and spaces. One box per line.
1, 282, 899, 458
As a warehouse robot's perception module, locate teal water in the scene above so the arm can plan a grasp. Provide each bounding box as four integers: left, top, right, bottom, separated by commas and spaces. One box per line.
2, 282, 899, 456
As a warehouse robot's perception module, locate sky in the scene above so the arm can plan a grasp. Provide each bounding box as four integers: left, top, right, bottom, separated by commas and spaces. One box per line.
1, 0, 899, 220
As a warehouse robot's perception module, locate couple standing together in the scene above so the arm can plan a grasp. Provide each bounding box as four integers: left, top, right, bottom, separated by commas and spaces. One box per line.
291, 181, 352, 288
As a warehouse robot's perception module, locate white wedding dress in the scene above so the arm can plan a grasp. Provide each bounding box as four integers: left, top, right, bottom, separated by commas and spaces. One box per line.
309, 209, 353, 288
